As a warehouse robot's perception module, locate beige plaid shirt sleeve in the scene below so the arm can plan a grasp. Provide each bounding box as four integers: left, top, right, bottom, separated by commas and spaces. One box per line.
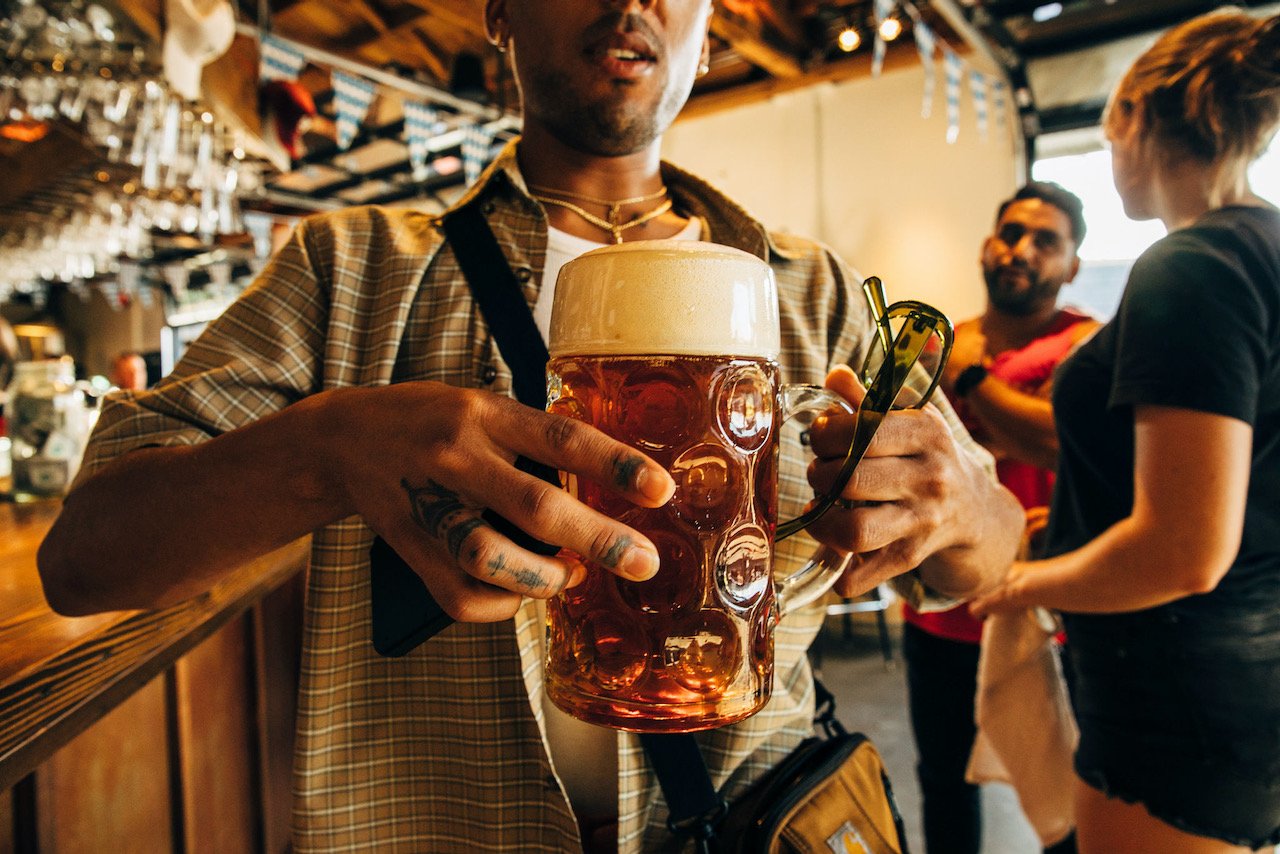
74, 139, 992, 853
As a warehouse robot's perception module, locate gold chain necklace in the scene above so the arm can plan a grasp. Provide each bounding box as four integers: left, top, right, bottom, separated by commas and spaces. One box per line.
528, 184, 673, 244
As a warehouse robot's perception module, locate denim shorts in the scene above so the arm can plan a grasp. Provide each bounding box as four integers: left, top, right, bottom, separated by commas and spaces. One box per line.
1062, 604, 1280, 848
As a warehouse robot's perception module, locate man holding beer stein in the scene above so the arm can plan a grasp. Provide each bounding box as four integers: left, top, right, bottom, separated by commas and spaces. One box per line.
39, 0, 1024, 851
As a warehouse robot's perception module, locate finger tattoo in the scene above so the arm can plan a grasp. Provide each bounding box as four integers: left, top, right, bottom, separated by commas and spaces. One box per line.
487, 552, 549, 593
445, 517, 487, 561
598, 535, 633, 569
611, 454, 644, 490
403, 478, 489, 561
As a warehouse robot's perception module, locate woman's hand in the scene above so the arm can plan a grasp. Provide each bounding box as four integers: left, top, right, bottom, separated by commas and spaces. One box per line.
968, 561, 1035, 618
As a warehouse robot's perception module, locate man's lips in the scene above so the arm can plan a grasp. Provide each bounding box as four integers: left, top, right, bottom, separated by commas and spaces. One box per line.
586, 31, 658, 78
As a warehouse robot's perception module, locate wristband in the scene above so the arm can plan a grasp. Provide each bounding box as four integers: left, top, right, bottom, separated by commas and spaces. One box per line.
953, 363, 989, 398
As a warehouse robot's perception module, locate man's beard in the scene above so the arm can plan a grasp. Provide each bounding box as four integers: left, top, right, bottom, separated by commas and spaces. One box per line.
983, 265, 1061, 316
522, 68, 689, 157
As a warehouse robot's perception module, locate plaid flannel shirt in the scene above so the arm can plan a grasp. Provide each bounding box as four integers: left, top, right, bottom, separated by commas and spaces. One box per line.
78, 140, 988, 852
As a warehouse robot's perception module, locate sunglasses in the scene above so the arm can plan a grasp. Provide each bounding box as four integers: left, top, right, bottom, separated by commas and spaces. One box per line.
777, 276, 953, 541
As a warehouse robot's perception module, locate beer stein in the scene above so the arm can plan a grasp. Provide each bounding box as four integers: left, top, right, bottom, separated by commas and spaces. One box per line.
543, 241, 944, 733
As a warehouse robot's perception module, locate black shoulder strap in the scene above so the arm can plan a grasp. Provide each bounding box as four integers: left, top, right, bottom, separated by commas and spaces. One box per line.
441, 203, 561, 555
640, 732, 726, 853
442, 203, 552, 411
368, 201, 562, 658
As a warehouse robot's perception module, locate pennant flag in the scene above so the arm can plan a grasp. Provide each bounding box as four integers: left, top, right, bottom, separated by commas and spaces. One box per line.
163, 263, 190, 302
461, 123, 495, 186
101, 280, 122, 310
259, 34, 307, 82
871, 0, 894, 78
914, 21, 936, 118
404, 100, 442, 180
332, 70, 377, 150
992, 79, 1008, 128
970, 69, 989, 139
944, 47, 963, 144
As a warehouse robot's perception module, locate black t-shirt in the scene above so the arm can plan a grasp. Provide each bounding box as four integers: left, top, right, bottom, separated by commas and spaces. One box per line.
1046, 205, 1280, 616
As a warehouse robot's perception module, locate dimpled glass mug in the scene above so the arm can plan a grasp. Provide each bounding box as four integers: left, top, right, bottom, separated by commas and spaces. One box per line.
544, 240, 859, 733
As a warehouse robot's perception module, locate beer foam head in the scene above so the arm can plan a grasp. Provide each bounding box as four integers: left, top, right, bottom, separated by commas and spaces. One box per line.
549, 240, 780, 359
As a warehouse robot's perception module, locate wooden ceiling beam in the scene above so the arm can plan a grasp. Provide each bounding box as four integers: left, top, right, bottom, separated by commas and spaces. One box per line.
711, 7, 808, 78
396, 0, 487, 37
680, 39, 948, 121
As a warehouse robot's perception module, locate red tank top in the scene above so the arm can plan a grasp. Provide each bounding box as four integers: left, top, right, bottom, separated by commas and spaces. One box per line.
903, 308, 1094, 644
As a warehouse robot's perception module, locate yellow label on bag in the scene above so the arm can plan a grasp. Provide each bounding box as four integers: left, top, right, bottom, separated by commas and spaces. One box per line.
826, 822, 871, 854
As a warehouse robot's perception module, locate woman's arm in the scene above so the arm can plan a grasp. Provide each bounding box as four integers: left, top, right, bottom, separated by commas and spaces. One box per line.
971, 404, 1251, 615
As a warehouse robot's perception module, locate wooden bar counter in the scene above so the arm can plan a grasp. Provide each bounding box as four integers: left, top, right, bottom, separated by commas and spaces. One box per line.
0, 500, 309, 853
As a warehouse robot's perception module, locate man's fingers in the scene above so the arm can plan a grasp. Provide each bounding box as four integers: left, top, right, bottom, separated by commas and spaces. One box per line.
828, 548, 921, 600
809, 406, 945, 461
477, 467, 661, 581
806, 501, 923, 562
449, 517, 585, 596
490, 400, 675, 507
824, 364, 867, 406
809, 455, 922, 502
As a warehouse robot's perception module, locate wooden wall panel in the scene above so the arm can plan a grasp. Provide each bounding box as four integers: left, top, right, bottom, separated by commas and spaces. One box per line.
0, 783, 12, 854
172, 614, 259, 854
253, 572, 306, 854
34, 678, 173, 853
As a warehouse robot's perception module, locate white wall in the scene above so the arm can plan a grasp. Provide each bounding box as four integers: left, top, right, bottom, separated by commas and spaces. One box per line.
663, 63, 1022, 323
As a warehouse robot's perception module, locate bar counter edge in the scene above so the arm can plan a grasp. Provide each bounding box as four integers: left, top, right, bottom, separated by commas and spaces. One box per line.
0, 499, 310, 793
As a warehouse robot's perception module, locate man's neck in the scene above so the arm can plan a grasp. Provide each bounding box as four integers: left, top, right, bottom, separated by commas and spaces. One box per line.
516, 122, 691, 242
516, 122, 664, 202
981, 303, 1064, 353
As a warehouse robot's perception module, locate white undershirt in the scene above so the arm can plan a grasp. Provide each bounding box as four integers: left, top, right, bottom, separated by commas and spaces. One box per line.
532, 216, 702, 827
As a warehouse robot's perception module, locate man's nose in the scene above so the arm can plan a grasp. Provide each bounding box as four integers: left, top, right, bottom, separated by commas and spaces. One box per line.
1010, 234, 1037, 260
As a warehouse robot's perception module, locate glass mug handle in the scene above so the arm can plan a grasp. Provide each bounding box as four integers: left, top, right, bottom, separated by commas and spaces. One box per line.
772, 383, 859, 616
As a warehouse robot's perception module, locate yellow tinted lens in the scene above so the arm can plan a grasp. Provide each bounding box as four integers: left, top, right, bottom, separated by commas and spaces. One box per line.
860, 325, 945, 409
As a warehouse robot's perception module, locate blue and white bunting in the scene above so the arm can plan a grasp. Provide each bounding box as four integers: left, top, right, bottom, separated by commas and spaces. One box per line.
943, 47, 963, 144
403, 100, 443, 180
259, 34, 306, 83
332, 71, 377, 150
461, 123, 495, 186
871, 0, 895, 78
914, 20, 936, 118
970, 69, 989, 139
992, 79, 1008, 128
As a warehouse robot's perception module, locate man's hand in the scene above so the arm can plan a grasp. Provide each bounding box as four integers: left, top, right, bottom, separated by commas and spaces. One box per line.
320, 382, 676, 624
802, 365, 1021, 600
941, 321, 987, 394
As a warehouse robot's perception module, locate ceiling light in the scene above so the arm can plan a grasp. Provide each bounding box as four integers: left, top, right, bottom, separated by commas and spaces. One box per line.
837, 26, 862, 52
1032, 3, 1063, 22
878, 17, 903, 41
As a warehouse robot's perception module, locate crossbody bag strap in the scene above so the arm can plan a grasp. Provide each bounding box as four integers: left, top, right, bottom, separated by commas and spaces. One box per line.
441, 203, 561, 554
640, 732, 726, 853
642, 674, 844, 851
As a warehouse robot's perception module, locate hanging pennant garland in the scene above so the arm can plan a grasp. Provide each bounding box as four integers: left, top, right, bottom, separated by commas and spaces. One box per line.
403, 100, 443, 181
943, 47, 963, 144
913, 19, 936, 118
259, 34, 307, 83
970, 69, 989, 139
461, 123, 496, 186
163, 263, 190, 303
332, 70, 377, 150
991, 79, 1008, 128
871, 0, 895, 78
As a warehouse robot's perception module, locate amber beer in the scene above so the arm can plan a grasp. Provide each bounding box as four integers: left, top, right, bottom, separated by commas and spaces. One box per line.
546, 241, 845, 732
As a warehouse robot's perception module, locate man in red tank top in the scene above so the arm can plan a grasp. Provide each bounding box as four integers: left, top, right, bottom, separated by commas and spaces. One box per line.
902, 182, 1099, 854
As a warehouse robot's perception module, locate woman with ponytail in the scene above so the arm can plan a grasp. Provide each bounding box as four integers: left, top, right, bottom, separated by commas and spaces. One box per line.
972, 8, 1280, 852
